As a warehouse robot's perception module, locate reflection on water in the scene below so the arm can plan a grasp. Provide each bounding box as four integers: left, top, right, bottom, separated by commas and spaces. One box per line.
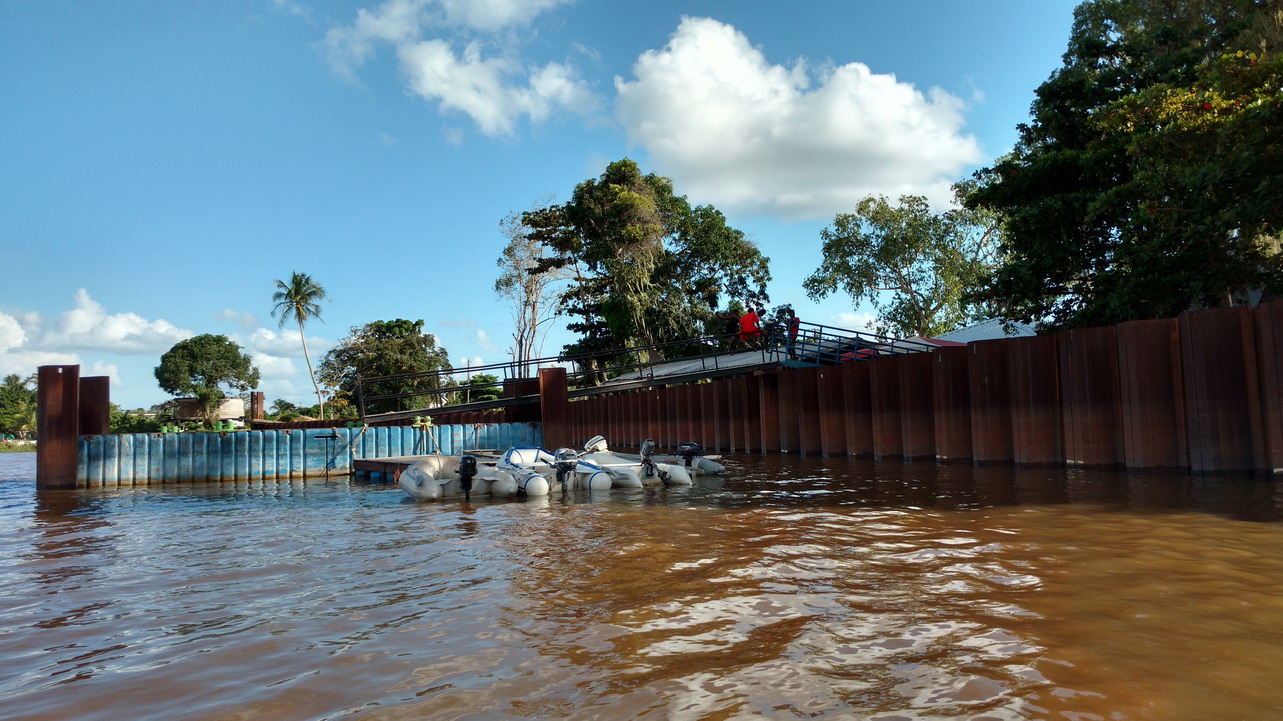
2, 454, 1283, 720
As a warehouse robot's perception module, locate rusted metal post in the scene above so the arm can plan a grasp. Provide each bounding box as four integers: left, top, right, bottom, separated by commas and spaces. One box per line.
538, 367, 569, 450
78, 376, 111, 436
37, 365, 81, 490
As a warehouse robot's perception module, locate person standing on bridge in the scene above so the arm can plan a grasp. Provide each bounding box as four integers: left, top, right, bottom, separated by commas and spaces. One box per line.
739, 306, 761, 349
786, 308, 801, 359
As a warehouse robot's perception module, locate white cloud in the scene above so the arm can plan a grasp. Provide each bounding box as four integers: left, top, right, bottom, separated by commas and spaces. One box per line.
832, 312, 876, 332
87, 361, 122, 386
615, 17, 983, 220
218, 308, 260, 330
271, 0, 311, 19
31, 289, 192, 354
0, 312, 26, 353
246, 327, 332, 358
325, 0, 593, 136
252, 353, 299, 380
476, 328, 498, 352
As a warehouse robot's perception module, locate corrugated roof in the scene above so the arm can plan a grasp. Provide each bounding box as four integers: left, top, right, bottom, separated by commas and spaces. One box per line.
935, 318, 1036, 344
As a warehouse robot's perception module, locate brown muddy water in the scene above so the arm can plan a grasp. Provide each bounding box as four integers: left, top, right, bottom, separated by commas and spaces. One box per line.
3, 450, 1283, 720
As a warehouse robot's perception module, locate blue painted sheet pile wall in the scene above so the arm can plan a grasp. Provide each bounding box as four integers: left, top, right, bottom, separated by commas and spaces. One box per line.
76, 423, 543, 486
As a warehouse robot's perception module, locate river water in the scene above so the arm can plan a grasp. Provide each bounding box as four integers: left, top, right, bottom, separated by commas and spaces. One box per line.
3, 450, 1283, 720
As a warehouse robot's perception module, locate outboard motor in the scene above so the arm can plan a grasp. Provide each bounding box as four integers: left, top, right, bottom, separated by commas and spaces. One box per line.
457, 455, 478, 500
639, 439, 657, 478
554, 447, 579, 492
676, 442, 703, 468
584, 435, 609, 454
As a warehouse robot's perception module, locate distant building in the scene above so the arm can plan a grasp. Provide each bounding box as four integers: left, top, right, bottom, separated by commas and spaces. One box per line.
162, 397, 246, 424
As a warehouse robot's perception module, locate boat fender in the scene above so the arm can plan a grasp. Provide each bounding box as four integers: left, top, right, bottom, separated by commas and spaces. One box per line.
457, 455, 478, 500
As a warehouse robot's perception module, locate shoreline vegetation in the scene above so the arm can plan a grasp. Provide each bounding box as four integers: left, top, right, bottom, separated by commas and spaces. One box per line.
1, 442, 36, 453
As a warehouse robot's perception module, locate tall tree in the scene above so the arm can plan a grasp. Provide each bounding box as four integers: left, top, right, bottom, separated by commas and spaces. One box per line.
526, 158, 771, 364
495, 204, 573, 376
317, 319, 453, 415
966, 0, 1281, 329
154, 334, 260, 427
804, 187, 1001, 338
272, 272, 329, 418
0, 373, 37, 439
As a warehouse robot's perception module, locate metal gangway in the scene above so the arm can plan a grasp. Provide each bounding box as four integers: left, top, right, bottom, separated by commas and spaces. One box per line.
354, 321, 938, 424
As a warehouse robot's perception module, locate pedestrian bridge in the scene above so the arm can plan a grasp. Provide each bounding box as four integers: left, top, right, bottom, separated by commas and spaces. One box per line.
357, 321, 939, 424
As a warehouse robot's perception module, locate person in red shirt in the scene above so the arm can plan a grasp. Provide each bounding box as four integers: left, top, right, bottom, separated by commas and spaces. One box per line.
739, 307, 761, 348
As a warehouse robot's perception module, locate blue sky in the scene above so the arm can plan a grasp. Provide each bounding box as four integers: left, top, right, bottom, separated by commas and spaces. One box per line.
1, 0, 1080, 410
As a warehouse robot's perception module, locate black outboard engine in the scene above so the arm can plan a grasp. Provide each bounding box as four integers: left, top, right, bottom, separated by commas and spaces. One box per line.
639, 439, 657, 478
677, 442, 703, 468
457, 454, 478, 500
554, 448, 579, 492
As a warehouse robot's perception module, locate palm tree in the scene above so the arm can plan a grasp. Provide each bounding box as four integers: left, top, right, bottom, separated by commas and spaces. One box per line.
272, 272, 330, 419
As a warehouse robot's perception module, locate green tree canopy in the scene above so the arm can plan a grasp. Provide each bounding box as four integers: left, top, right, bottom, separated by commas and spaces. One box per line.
154, 334, 260, 427
966, 0, 1281, 329
317, 319, 453, 415
804, 188, 1001, 338
0, 374, 37, 439
523, 158, 771, 361
457, 373, 502, 405
272, 272, 329, 417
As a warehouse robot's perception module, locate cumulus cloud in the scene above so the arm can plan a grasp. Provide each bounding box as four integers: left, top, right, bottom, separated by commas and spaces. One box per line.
475, 328, 498, 352
87, 361, 122, 386
28, 289, 192, 354
324, 0, 594, 136
0, 312, 25, 354
245, 327, 332, 358
615, 17, 983, 220
252, 353, 299, 380
832, 312, 877, 332
219, 308, 260, 330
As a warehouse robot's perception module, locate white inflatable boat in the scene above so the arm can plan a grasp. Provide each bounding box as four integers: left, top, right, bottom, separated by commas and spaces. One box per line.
577, 436, 703, 486
498, 446, 614, 495
610, 437, 727, 477
397, 453, 517, 501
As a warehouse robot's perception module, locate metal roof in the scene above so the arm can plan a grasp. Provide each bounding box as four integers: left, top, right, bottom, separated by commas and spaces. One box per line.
934, 318, 1036, 344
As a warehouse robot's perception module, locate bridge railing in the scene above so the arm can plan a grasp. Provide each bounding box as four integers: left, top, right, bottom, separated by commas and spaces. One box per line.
354, 322, 937, 419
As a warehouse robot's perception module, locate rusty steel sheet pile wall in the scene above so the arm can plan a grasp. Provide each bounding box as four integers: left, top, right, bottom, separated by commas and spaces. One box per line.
1257, 302, 1283, 474
1179, 306, 1266, 473
1008, 336, 1063, 466
898, 353, 936, 460
533, 300, 1281, 473
1117, 318, 1188, 469
37, 303, 1283, 488
931, 346, 972, 462
1059, 326, 1124, 467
